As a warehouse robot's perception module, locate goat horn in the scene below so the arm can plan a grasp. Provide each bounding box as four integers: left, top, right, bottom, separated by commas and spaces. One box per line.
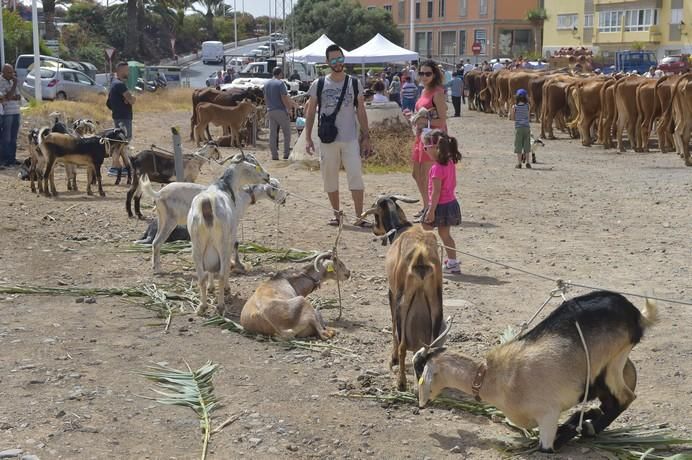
390, 195, 419, 204
360, 208, 377, 218
428, 315, 454, 349
313, 251, 332, 272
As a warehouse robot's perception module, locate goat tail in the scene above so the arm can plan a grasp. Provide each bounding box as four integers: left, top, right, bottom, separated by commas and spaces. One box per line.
201, 197, 214, 228
139, 175, 160, 201
640, 298, 659, 329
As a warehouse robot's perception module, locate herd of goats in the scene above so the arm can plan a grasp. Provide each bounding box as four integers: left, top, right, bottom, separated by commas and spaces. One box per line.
15, 82, 663, 454
464, 67, 692, 166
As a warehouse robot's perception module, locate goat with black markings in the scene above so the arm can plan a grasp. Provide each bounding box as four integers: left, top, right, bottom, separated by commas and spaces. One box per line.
414, 291, 658, 452
361, 194, 445, 390
126, 142, 222, 219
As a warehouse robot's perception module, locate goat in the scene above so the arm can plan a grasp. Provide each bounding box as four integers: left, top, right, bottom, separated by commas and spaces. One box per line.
240, 252, 350, 339
361, 194, 445, 390
26, 116, 79, 193
72, 119, 98, 137
188, 152, 272, 315
140, 174, 286, 272
126, 142, 222, 219
190, 86, 264, 140
530, 135, 544, 164
414, 291, 658, 452
194, 99, 256, 146
39, 129, 129, 197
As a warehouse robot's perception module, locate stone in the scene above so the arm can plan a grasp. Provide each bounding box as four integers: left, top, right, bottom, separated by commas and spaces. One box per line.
21, 455, 40, 460
248, 438, 262, 447
0, 449, 23, 459
450, 445, 462, 453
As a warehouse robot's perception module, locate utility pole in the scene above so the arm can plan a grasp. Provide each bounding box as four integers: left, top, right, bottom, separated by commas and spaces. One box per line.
31, 0, 42, 101
409, 0, 415, 54
0, 0, 5, 67
234, 0, 237, 48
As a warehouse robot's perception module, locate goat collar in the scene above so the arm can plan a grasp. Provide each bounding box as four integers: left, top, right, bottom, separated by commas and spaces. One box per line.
471, 361, 487, 402
300, 271, 321, 288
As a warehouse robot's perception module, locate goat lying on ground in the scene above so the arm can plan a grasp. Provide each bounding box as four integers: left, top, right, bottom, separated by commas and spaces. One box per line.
361, 194, 445, 390
194, 99, 256, 146
140, 174, 285, 271
188, 152, 272, 315
414, 291, 658, 452
240, 252, 349, 339
126, 142, 222, 219
38, 128, 129, 197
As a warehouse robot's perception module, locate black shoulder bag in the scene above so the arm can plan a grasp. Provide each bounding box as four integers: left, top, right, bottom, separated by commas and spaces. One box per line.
316, 76, 350, 144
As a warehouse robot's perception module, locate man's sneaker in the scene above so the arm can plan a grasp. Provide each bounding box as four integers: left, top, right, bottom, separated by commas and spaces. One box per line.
443, 259, 461, 274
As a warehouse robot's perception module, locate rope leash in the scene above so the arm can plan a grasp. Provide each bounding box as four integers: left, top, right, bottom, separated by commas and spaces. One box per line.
574, 320, 591, 435
436, 241, 692, 307
333, 211, 345, 320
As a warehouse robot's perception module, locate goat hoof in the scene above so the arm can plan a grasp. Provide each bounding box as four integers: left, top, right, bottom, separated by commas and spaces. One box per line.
538, 446, 555, 454
99, 192, 106, 197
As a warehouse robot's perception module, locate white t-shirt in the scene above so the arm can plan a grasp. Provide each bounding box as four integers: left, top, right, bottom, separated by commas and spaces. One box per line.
308, 74, 364, 143
373, 93, 388, 103
463, 63, 474, 73
492, 62, 504, 72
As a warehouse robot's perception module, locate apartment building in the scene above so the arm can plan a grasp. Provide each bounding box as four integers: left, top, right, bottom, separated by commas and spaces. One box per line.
363, 0, 541, 61
543, 0, 692, 59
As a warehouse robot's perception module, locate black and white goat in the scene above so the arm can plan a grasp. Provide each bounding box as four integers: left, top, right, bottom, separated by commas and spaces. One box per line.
413, 291, 658, 452
39, 128, 129, 197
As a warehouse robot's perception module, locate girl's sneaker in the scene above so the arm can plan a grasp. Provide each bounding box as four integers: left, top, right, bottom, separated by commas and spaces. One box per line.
443, 259, 461, 274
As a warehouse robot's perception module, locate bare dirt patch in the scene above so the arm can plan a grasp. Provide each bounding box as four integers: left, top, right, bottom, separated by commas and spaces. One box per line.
0, 104, 690, 459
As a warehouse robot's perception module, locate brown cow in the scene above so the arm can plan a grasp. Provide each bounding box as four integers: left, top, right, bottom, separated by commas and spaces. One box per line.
597, 78, 619, 149
507, 71, 536, 121
573, 77, 608, 146
541, 75, 578, 139
655, 74, 684, 153
635, 79, 661, 153
671, 74, 692, 166
614, 75, 643, 153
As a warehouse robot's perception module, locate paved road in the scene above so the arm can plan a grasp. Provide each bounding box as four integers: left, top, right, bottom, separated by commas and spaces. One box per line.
181, 38, 271, 88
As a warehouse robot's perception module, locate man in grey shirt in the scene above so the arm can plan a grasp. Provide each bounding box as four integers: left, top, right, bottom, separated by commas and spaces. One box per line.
263, 67, 296, 160
304, 44, 372, 227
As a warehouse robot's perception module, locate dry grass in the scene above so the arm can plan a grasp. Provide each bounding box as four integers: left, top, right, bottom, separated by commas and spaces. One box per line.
363, 124, 414, 173
22, 87, 194, 127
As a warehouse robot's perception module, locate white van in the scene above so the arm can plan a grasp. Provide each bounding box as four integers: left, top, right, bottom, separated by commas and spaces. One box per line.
15, 54, 65, 84
201, 41, 224, 65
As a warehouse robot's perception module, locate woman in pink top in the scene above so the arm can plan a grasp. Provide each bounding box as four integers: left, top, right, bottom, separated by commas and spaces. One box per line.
423, 133, 462, 274
411, 60, 448, 220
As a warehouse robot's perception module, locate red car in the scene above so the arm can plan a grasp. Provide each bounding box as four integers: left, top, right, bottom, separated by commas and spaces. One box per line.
658, 55, 690, 74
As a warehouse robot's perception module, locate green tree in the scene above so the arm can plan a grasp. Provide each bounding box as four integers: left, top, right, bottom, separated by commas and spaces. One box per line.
192, 0, 225, 39
2, 9, 33, 65
290, 0, 402, 50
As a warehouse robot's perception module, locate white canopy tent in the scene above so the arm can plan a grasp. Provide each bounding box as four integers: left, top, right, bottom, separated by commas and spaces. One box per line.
287, 34, 350, 63
345, 33, 418, 64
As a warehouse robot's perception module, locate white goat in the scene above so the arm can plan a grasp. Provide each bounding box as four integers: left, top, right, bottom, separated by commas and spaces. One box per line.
188, 153, 271, 315
140, 174, 285, 273
413, 291, 658, 452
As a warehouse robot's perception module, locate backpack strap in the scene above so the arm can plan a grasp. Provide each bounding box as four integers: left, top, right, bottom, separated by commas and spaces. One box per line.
316, 76, 325, 115
352, 76, 359, 107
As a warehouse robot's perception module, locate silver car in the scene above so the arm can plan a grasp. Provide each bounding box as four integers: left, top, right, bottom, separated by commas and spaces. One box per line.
21, 67, 107, 101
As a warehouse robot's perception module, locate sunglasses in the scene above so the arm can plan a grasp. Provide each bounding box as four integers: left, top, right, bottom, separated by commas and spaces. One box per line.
418, 71, 434, 77
329, 56, 345, 65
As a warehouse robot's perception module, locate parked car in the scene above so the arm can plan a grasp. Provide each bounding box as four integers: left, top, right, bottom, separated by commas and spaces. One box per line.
21, 67, 107, 101
205, 71, 222, 87
14, 54, 65, 84
658, 54, 690, 74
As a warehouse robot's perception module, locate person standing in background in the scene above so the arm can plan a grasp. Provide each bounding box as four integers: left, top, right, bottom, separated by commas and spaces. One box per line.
0, 64, 21, 168
264, 67, 297, 160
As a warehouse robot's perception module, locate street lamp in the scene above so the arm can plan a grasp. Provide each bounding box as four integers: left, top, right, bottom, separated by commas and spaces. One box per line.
234, 0, 237, 48
31, 0, 42, 101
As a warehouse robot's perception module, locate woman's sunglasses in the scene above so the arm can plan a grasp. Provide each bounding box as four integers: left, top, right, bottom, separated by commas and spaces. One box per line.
418, 71, 433, 77
329, 56, 345, 65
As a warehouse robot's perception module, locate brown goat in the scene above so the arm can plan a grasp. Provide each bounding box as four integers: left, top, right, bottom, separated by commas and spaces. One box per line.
240, 253, 350, 339
362, 195, 444, 390
194, 100, 256, 146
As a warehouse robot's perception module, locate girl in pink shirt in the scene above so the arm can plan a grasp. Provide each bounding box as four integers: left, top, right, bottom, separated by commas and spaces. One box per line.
423, 133, 462, 274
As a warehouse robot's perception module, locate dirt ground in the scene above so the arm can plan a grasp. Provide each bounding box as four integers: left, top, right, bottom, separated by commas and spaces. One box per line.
0, 104, 691, 460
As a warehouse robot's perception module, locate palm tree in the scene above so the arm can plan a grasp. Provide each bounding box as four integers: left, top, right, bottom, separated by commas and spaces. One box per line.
126, 0, 139, 57
527, 7, 548, 56
192, 0, 225, 39
42, 0, 69, 40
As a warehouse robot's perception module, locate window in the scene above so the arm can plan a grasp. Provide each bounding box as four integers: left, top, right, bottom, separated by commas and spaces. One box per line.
459, 30, 467, 55
384, 4, 392, 13
599, 10, 623, 33
60, 71, 75, 82
459, 0, 467, 17
76, 72, 93, 85
415, 0, 420, 19
398, 0, 405, 21
584, 14, 593, 29
479, 0, 487, 16
367, 5, 376, 10
557, 14, 578, 30
439, 31, 456, 55
624, 9, 658, 32
438, 0, 445, 17
474, 29, 487, 54
427, 0, 433, 18
416, 31, 433, 56
671, 8, 683, 24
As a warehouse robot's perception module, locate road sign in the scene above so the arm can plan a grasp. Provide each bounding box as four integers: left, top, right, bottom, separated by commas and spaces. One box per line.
105, 47, 115, 60
472, 41, 482, 55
